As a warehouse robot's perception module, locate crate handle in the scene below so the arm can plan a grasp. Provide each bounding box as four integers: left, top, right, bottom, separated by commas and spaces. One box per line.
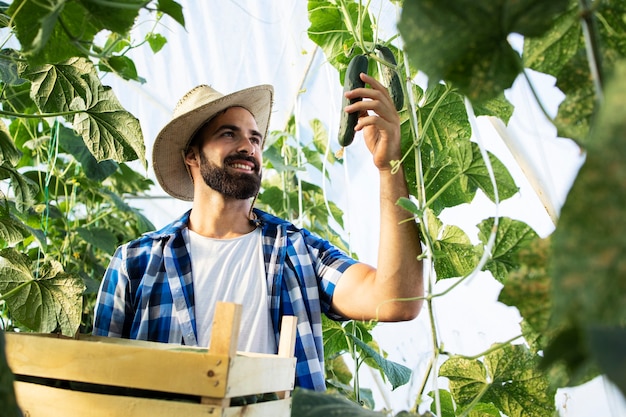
208, 301, 242, 358
277, 315, 297, 399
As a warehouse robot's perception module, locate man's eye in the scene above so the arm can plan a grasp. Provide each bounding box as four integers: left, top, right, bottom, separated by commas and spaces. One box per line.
251, 137, 262, 145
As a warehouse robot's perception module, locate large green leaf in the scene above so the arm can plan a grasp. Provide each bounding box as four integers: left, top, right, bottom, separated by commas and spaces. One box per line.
156, 0, 185, 28
466, 143, 519, 203
522, 4, 581, 78
586, 325, 626, 396
477, 217, 539, 282
525, 1, 626, 142
0, 165, 39, 212
426, 209, 481, 280
0, 212, 31, 247
22, 58, 145, 165
58, 124, 118, 181
545, 60, 626, 395
399, 0, 569, 103
0, 248, 85, 336
7, 0, 145, 65
401, 84, 517, 214
0, 120, 21, 166
549, 60, 626, 328
291, 388, 385, 417
76, 226, 117, 255
498, 238, 552, 348
348, 335, 411, 391
440, 344, 556, 417
307, 0, 374, 76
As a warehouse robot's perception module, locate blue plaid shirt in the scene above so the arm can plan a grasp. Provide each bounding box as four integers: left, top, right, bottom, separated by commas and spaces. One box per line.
93, 209, 356, 391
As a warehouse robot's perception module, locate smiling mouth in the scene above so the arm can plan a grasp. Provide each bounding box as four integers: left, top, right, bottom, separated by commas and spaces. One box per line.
230, 162, 253, 171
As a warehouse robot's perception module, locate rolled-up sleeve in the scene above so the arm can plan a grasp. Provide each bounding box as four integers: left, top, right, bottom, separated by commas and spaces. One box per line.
93, 246, 131, 337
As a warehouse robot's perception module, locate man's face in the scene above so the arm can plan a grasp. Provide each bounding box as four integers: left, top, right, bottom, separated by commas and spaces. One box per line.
195, 107, 263, 199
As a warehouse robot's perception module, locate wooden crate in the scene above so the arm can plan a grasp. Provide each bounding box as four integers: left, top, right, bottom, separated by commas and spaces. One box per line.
4, 302, 297, 417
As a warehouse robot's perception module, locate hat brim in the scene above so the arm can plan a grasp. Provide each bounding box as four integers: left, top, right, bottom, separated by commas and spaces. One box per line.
152, 85, 273, 201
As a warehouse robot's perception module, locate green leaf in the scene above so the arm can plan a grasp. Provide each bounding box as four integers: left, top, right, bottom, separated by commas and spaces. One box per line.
22, 58, 145, 165
477, 217, 539, 282
0, 212, 31, 247
586, 325, 626, 397
79, 0, 145, 34
58, 124, 118, 182
76, 226, 117, 255
440, 344, 556, 417
0, 165, 39, 212
396, 197, 421, 217
483, 344, 555, 416
146, 32, 167, 53
0, 248, 85, 336
498, 238, 552, 345
522, 5, 581, 78
427, 209, 481, 280
322, 315, 350, 360
99, 55, 145, 83
0, 48, 27, 86
439, 356, 488, 406
157, 0, 185, 28
291, 387, 385, 417
7, 0, 142, 65
348, 335, 411, 390
543, 61, 626, 389
0, 120, 21, 166
398, 0, 569, 103
549, 60, 626, 329
472, 94, 514, 124
307, 0, 374, 77
326, 355, 353, 386
428, 389, 455, 417
465, 143, 519, 203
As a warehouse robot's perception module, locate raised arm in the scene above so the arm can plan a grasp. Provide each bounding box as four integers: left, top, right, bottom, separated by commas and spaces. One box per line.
331, 73, 424, 322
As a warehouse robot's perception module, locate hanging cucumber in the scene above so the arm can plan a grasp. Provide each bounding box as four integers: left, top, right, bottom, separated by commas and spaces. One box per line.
376, 44, 404, 111
338, 54, 369, 147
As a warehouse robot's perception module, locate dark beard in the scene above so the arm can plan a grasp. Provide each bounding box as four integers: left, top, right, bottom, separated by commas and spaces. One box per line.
199, 152, 261, 199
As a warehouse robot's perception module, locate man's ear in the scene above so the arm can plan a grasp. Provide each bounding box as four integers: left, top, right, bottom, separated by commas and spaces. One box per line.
184, 147, 198, 167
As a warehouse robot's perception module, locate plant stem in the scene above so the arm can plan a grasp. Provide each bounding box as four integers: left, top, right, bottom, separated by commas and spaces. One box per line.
578, 0, 604, 104
0, 109, 79, 118
442, 334, 524, 361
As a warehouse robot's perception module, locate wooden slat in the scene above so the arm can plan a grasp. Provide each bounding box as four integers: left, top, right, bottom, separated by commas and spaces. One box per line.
5, 332, 230, 398
209, 301, 242, 357
14, 381, 223, 417
227, 356, 296, 397
277, 315, 298, 399
15, 381, 292, 417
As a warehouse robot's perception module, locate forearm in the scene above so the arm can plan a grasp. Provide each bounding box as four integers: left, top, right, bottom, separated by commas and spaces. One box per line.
373, 166, 424, 320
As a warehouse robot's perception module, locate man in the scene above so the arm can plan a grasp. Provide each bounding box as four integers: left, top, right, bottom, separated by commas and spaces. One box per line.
93, 73, 424, 391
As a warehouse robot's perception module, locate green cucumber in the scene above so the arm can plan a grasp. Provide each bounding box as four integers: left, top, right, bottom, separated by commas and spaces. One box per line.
376, 45, 404, 111
338, 54, 369, 147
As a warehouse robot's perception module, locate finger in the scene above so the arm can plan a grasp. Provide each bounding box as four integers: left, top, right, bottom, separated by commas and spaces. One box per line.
345, 95, 399, 123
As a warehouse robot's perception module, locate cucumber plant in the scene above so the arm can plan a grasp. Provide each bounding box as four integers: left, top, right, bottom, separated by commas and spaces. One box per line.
308, 0, 626, 416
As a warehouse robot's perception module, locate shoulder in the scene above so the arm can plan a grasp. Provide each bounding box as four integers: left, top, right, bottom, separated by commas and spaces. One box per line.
116, 210, 190, 257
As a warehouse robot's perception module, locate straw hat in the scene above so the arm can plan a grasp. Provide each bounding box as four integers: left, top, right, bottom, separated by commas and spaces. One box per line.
152, 84, 274, 201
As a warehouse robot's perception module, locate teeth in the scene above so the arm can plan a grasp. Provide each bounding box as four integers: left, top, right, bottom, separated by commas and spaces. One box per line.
231, 163, 252, 170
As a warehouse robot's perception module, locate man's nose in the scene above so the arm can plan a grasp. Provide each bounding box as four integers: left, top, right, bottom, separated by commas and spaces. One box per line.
237, 138, 256, 155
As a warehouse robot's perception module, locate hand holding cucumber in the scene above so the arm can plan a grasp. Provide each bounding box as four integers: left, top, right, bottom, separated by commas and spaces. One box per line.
340, 57, 402, 171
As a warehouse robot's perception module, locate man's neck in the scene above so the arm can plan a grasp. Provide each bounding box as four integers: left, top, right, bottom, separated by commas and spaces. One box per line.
188, 195, 255, 239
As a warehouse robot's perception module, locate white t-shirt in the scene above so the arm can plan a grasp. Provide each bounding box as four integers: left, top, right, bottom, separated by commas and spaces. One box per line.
187, 228, 277, 354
